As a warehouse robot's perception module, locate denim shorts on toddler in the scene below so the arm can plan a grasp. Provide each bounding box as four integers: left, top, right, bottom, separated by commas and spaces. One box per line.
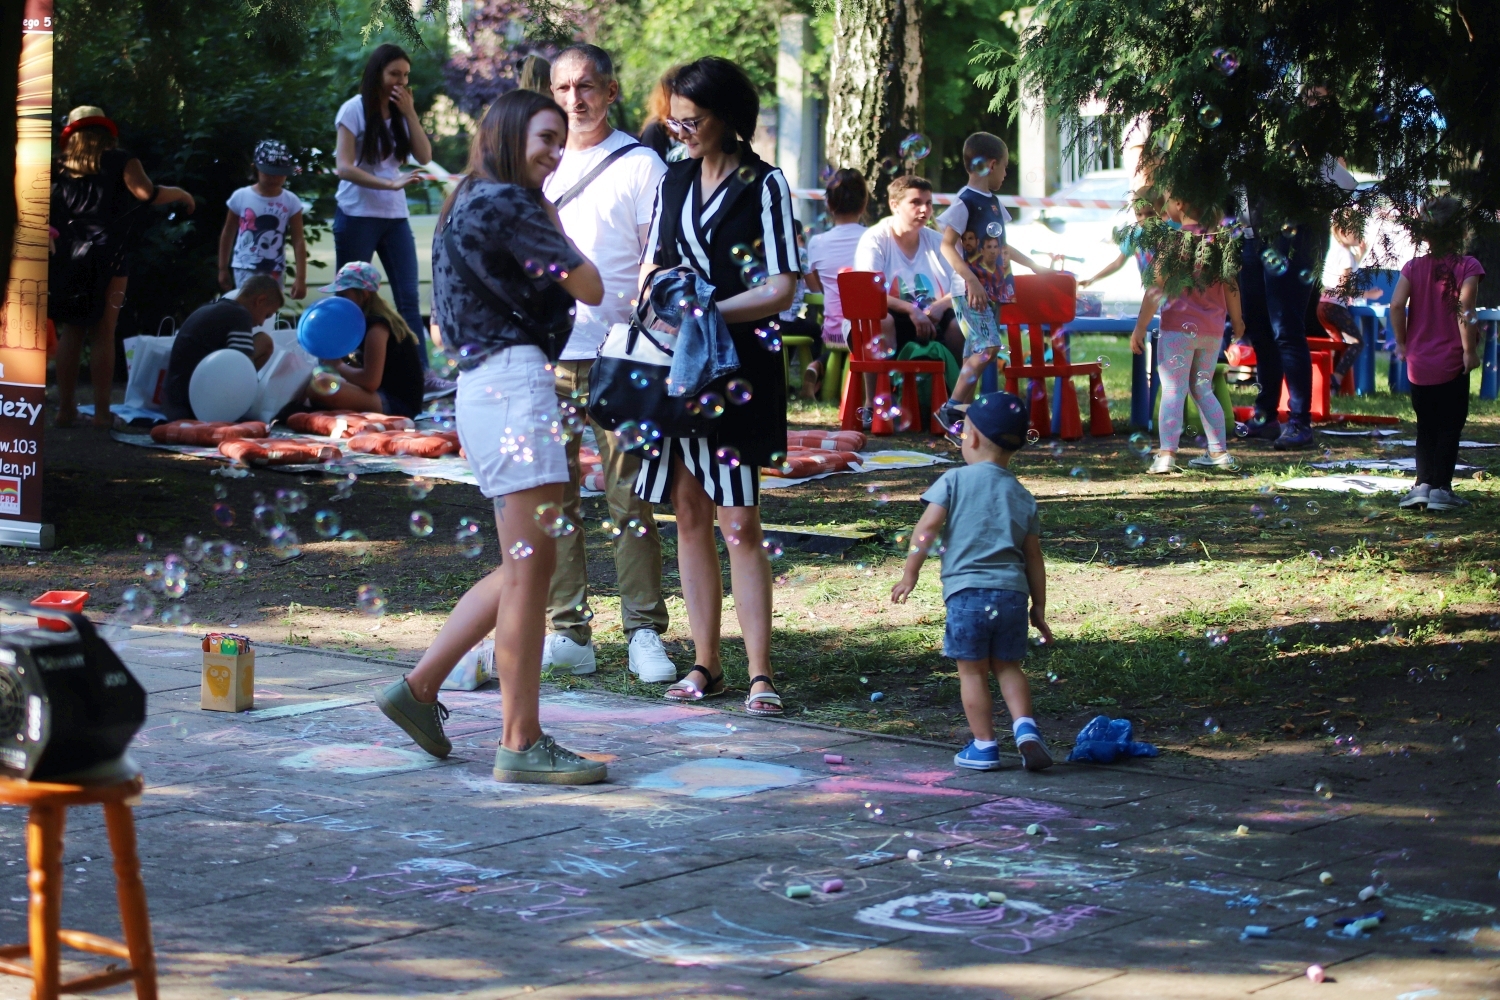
952, 292, 1005, 357
943, 587, 1029, 661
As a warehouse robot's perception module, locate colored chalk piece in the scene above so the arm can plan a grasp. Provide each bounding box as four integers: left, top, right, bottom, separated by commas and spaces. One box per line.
820, 879, 844, 894
870, 692, 885, 702
971, 893, 992, 908
1025, 823, 1041, 836
202, 634, 254, 712
987, 891, 1007, 904
785, 885, 812, 899
1304, 916, 1319, 928
1241, 925, 1270, 939
1306, 964, 1325, 983
823, 754, 845, 764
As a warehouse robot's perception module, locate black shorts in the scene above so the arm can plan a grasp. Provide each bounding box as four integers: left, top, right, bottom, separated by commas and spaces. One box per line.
891, 307, 955, 350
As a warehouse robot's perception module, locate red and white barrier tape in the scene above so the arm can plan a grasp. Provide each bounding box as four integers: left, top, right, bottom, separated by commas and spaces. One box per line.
789, 188, 1129, 211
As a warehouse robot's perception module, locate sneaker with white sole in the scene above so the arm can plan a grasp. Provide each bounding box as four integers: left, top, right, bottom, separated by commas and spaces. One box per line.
1399, 484, 1430, 509
542, 633, 596, 675
628, 629, 677, 683
954, 740, 1002, 771
1013, 721, 1053, 771
1188, 451, 1237, 470
1147, 452, 1178, 474
1424, 488, 1469, 512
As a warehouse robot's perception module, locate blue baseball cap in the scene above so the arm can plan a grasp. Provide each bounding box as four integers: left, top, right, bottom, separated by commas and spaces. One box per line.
964, 390, 1031, 450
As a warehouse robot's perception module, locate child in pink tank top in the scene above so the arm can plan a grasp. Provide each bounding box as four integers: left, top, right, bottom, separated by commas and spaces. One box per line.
1130, 195, 1245, 474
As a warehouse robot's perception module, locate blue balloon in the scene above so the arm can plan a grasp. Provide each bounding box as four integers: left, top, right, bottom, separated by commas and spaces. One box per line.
298, 296, 367, 359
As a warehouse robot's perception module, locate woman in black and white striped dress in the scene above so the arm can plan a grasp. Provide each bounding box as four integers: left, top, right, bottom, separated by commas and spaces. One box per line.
635, 57, 799, 715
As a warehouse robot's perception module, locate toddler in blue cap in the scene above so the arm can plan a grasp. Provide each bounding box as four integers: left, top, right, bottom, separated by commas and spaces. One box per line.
891, 390, 1053, 771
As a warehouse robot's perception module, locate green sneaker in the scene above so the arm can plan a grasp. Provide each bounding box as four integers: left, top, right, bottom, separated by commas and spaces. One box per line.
493, 734, 607, 785
375, 677, 451, 759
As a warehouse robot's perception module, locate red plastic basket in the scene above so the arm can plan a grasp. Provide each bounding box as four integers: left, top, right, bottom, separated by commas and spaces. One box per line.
32, 590, 89, 632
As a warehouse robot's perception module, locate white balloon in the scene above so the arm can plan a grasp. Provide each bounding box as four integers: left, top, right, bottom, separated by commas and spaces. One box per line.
189, 349, 258, 423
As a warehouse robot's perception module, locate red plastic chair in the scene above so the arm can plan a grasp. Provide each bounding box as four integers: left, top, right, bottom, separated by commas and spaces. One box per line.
835, 271, 948, 435
998, 272, 1112, 440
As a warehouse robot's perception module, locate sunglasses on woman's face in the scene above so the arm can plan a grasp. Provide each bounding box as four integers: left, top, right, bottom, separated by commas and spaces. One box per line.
666, 114, 709, 136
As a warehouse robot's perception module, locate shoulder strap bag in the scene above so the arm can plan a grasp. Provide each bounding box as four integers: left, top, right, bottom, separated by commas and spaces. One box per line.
553, 141, 643, 211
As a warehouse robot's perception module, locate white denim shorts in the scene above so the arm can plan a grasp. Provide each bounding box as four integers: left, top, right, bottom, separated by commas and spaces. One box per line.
455, 345, 569, 499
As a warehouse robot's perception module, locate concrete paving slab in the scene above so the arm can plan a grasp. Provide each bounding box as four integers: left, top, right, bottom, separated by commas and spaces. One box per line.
945, 764, 1201, 809
516, 958, 869, 1000
1112, 822, 1381, 880
784, 946, 1124, 1000
1253, 954, 1500, 999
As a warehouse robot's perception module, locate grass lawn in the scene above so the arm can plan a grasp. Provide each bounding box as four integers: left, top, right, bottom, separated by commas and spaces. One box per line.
14, 335, 1499, 762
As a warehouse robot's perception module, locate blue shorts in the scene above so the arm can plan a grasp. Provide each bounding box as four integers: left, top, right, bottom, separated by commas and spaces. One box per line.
943, 587, 1029, 661
952, 293, 1005, 357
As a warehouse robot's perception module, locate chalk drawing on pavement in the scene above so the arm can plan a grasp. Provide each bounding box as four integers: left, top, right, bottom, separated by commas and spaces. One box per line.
634, 758, 813, 800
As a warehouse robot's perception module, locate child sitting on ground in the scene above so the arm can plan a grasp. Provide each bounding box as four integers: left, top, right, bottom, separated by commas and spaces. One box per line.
1130, 192, 1243, 473
1391, 195, 1484, 513
936, 132, 1045, 443
891, 390, 1053, 772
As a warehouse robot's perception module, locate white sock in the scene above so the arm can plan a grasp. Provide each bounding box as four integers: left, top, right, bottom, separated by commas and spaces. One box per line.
972, 739, 998, 750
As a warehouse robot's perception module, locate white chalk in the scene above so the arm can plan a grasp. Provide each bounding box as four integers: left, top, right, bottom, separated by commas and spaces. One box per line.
1026, 823, 1042, 836
906, 848, 923, 861
1318, 871, 1334, 885
1357, 885, 1377, 901
1235, 824, 1250, 836
987, 891, 1007, 904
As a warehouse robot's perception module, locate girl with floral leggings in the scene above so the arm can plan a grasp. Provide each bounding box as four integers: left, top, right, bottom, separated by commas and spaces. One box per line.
1130, 195, 1245, 473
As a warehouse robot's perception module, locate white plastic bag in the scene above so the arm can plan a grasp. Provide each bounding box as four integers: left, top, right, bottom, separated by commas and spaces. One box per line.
247, 344, 316, 424
442, 638, 494, 690
122, 319, 177, 413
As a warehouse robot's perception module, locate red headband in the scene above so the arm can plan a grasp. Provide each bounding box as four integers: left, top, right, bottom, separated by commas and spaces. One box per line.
61, 116, 118, 142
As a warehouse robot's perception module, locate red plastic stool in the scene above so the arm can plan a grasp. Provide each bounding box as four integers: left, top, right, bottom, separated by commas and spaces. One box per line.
999, 273, 1111, 440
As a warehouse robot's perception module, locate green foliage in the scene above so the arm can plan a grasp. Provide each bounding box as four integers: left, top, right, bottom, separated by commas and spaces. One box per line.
595, 0, 785, 130
918, 0, 1022, 192
972, 0, 1500, 286
1118, 219, 1244, 296
54, 0, 448, 336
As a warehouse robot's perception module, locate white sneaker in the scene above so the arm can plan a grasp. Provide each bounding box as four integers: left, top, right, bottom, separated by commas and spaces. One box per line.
1147, 452, 1178, 474
1188, 451, 1238, 470
628, 629, 677, 683
542, 634, 596, 675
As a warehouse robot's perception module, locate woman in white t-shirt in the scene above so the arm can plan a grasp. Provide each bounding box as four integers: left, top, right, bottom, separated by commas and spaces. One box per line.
802, 168, 868, 397
334, 43, 433, 372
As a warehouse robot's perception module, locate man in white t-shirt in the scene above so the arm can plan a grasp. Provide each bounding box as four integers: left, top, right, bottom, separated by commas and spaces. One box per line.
540, 44, 675, 682
853, 175, 957, 358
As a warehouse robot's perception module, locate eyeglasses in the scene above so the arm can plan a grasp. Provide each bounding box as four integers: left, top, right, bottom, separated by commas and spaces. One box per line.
666, 114, 709, 136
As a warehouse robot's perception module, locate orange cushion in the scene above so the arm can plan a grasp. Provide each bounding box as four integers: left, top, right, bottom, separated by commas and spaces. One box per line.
151, 420, 268, 446
219, 437, 341, 466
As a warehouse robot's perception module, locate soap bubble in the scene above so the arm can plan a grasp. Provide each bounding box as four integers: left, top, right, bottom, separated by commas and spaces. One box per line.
409, 510, 434, 538
406, 477, 433, 501
629, 369, 650, 389
1127, 432, 1152, 458
268, 525, 301, 560
534, 502, 576, 538
715, 446, 742, 468
762, 538, 784, 559
698, 392, 726, 418
1025, 428, 1040, 444
1203, 717, 1221, 735
1313, 780, 1333, 800
314, 510, 341, 539
1261, 248, 1289, 276
1429, 664, 1450, 681
1069, 466, 1090, 483
275, 489, 308, 513
1197, 104, 1223, 128
332, 473, 357, 501
136, 532, 153, 552
507, 540, 533, 560
1102, 551, 1117, 566
1327, 545, 1341, 558
183, 535, 205, 562
309, 367, 341, 395
1124, 525, 1145, 549
1272, 496, 1289, 512
1205, 627, 1228, 648
338, 529, 370, 557
729, 243, 755, 264
1211, 47, 1239, 74
200, 541, 233, 575
1265, 627, 1285, 646
1406, 666, 1423, 684
1249, 503, 1266, 521
1049, 441, 1066, 458
212, 503, 235, 527
160, 603, 194, 628
356, 584, 387, 617
753, 326, 782, 351
116, 586, 156, 625
624, 518, 648, 539
1178, 650, 1191, 664
522, 259, 545, 279
1309, 549, 1323, 563
898, 132, 931, 160
1305, 500, 1321, 515
726, 378, 753, 405
1167, 534, 1185, 550
545, 263, 569, 280
735, 164, 756, 184
740, 261, 769, 288
879, 155, 899, 176
455, 518, 484, 558
212, 482, 228, 500
969, 155, 991, 177
984, 221, 1003, 239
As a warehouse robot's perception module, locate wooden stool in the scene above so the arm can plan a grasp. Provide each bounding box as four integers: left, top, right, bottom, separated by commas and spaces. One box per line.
0, 775, 157, 1000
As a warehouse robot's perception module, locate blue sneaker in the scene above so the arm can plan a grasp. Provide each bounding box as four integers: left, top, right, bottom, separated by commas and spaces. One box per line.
954, 740, 1002, 771
1013, 721, 1054, 771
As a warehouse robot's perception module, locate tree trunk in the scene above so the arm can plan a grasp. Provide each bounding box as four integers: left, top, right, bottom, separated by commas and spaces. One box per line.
824, 0, 922, 205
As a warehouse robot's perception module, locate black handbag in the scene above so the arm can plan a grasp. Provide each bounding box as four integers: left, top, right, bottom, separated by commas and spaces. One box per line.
587, 268, 721, 440
442, 225, 576, 361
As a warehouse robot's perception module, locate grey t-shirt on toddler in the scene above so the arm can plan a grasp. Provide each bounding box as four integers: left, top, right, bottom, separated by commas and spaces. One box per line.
920, 462, 1040, 601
